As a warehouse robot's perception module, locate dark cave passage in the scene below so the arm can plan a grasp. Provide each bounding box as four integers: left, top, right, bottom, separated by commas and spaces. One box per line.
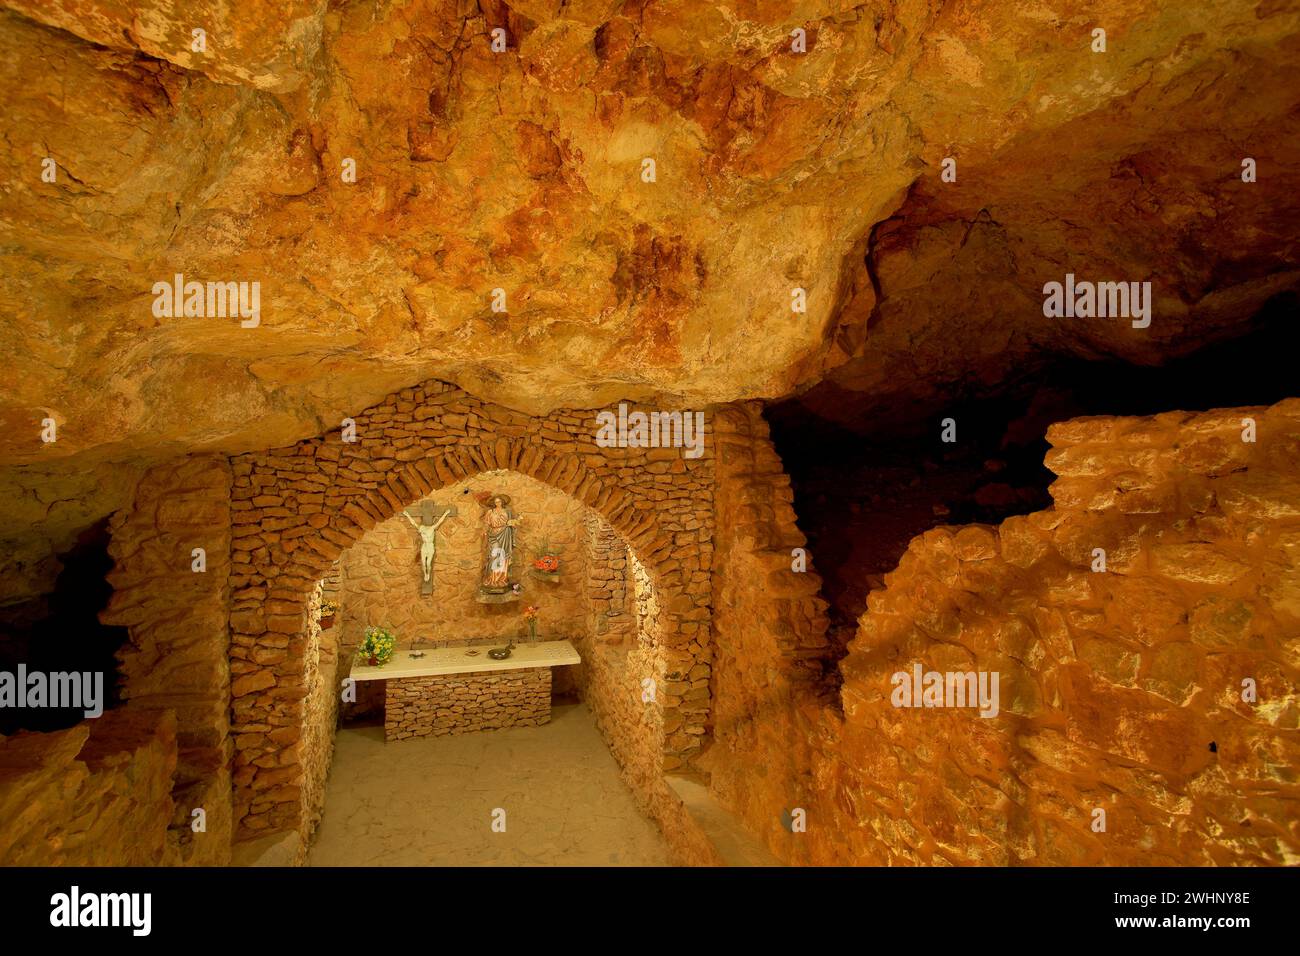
0, 518, 127, 734
767, 292, 1300, 666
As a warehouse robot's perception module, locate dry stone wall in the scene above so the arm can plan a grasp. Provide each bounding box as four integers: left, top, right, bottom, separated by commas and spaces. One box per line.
563, 508, 725, 864
297, 580, 340, 855
586, 514, 634, 626
704, 403, 834, 861
385, 669, 551, 739
101, 455, 234, 865
708, 399, 1300, 866
228, 380, 714, 842
574, 607, 723, 864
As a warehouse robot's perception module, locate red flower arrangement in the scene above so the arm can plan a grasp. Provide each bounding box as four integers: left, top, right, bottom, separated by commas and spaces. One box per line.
532, 555, 560, 572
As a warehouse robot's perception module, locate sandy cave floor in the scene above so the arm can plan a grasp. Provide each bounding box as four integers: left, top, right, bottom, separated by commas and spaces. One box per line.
307, 701, 671, 866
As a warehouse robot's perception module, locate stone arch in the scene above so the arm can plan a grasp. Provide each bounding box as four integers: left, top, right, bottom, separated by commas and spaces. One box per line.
228, 383, 713, 843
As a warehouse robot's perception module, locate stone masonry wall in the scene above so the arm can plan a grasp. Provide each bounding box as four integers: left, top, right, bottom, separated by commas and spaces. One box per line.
586, 513, 635, 635
708, 399, 1300, 865
0, 710, 180, 865
297, 579, 340, 855
565, 510, 723, 864
102, 455, 234, 865
385, 668, 551, 739
228, 380, 714, 841
575, 514, 637, 664
575, 608, 722, 865
703, 402, 833, 861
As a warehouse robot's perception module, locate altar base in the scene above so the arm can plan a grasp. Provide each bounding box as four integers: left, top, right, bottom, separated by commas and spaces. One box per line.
386, 668, 551, 739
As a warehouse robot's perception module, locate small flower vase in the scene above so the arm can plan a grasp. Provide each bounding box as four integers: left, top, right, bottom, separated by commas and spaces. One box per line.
368, 654, 379, 666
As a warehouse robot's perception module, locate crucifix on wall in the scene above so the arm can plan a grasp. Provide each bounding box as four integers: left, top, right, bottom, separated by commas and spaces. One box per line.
401, 500, 457, 596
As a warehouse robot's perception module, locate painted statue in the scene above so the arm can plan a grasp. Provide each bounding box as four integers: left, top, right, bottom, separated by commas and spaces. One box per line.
479, 493, 520, 591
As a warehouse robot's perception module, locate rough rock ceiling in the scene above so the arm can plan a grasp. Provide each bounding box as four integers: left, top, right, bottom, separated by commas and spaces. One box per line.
1, 0, 1298, 602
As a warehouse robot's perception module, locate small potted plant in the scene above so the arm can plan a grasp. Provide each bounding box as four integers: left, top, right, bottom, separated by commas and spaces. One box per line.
532, 545, 561, 580
358, 625, 397, 667
523, 604, 540, 642
319, 599, 338, 630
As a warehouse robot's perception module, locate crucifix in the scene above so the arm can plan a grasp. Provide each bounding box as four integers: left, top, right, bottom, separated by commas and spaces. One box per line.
401, 500, 457, 595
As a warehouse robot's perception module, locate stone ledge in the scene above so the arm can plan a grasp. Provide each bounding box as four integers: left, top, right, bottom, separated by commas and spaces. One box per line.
665, 773, 782, 867
232, 830, 301, 867
352, 639, 580, 681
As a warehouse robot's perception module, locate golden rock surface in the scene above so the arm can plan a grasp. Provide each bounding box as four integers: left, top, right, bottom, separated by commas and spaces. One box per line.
1, 0, 1297, 598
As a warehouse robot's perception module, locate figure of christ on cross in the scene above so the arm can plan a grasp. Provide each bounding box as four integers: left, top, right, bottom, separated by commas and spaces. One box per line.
401, 500, 457, 593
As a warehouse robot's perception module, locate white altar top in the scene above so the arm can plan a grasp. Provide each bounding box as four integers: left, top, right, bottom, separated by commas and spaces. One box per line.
349, 639, 580, 682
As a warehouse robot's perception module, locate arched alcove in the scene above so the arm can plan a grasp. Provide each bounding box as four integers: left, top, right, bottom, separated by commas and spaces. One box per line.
289, 468, 670, 851
333, 470, 636, 660
227, 382, 715, 847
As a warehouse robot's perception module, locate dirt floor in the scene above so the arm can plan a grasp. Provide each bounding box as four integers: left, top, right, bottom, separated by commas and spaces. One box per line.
307, 700, 671, 866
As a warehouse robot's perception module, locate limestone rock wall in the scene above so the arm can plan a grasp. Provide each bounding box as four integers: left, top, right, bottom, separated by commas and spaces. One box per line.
0, 710, 179, 866
9, 2, 1299, 593
708, 399, 1300, 865
338, 472, 591, 653
3, 0, 324, 93
102, 455, 234, 865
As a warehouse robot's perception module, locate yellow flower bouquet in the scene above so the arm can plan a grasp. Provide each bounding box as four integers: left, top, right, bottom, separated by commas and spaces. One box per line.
359, 625, 397, 667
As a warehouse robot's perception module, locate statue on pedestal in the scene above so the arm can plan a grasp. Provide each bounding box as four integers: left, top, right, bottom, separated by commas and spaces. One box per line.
477, 492, 521, 594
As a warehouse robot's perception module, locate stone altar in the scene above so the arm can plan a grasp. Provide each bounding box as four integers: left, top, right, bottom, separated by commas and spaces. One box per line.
349, 639, 581, 741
